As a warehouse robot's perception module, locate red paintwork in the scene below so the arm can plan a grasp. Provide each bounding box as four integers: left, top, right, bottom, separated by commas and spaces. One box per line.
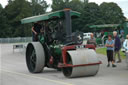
62, 45, 76, 64
85, 44, 96, 50
49, 56, 54, 65
58, 61, 102, 68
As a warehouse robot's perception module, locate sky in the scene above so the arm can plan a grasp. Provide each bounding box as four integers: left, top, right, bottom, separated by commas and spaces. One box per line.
0, 0, 128, 18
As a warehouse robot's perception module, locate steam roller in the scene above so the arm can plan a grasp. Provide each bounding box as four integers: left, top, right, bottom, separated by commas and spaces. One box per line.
21, 9, 101, 78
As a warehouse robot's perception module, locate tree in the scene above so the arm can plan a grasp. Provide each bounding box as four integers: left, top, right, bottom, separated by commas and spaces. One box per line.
100, 2, 126, 24
72, 2, 103, 32
51, 0, 103, 32
0, 1, 126, 38
4, 0, 33, 37
51, 0, 65, 11
51, 0, 84, 12
51, 0, 86, 32
69, 0, 84, 12
0, 0, 48, 38
51, 1, 126, 32
0, 4, 11, 38
8, 0, 13, 4
31, 0, 48, 15
0, 4, 2, 12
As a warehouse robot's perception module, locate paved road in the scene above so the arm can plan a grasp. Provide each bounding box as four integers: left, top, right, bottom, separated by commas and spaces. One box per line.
0, 44, 128, 85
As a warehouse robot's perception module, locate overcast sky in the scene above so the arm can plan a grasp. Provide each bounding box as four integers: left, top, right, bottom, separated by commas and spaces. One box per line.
0, 0, 128, 18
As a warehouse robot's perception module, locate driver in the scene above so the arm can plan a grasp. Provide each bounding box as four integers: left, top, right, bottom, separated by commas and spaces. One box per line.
32, 21, 42, 41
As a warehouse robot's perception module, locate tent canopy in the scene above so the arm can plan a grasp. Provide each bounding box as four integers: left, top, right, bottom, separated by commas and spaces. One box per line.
89, 24, 121, 28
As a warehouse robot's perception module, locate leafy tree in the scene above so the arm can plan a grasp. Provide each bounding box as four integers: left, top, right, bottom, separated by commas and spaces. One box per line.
73, 2, 103, 32
51, 1, 126, 32
4, 0, 33, 37
8, 0, 13, 4
51, 1, 102, 32
31, 0, 48, 15
51, 0, 84, 11
51, 0, 86, 32
0, 0, 126, 38
69, 0, 84, 12
51, 0, 65, 11
0, 4, 11, 38
0, 0, 48, 38
0, 4, 2, 12
100, 2, 126, 24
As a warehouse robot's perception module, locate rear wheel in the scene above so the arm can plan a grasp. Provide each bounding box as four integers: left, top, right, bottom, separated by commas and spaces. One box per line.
26, 42, 45, 73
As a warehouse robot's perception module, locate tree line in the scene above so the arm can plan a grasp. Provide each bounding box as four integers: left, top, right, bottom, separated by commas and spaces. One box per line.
0, 0, 126, 38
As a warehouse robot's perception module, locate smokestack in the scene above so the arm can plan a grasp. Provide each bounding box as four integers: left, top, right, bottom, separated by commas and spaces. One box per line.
64, 8, 72, 41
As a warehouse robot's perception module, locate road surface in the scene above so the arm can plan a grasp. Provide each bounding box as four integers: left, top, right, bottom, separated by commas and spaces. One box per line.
0, 44, 128, 85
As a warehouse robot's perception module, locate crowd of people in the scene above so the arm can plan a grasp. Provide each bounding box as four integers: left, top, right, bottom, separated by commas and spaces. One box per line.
87, 32, 128, 68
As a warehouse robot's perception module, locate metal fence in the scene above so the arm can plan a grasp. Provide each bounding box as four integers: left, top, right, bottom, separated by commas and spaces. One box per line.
0, 37, 32, 43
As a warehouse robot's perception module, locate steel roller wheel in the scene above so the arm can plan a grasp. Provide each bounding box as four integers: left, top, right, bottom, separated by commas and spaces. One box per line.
26, 42, 45, 73
63, 49, 100, 78
62, 53, 73, 77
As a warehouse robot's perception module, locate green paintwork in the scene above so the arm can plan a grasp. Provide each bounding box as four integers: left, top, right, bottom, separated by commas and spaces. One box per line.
104, 32, 113, 36
54, 47, 62, 56
123, 21, 128, 38
96, 32, 113, 45
89, 24, 120, 28
96, 38, 102, 44
21, 10, 81, 24
50, 45, 62, 56
38, 34, 45, 44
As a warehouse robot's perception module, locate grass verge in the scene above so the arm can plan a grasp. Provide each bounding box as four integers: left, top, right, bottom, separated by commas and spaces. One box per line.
96, 47, 126, 59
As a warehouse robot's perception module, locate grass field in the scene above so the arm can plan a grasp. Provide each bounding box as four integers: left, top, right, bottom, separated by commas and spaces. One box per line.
96, 47, 126, 59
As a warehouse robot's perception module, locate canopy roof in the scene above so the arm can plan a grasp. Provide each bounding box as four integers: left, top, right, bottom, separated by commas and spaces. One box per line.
21, 10, 81, 24
89, 24, 121, 28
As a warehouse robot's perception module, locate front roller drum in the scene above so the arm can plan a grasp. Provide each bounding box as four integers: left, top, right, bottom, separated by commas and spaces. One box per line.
26, 42, 45, 73
63, 49, 100, 78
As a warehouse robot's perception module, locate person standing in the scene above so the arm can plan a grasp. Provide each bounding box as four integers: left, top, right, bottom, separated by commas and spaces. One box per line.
32, 21, 42, 41
105, 35, 116, 67
113, 31, 121, 63
123, 35, 128, 67
87, 33, 97, 47
120, 35, 125, 47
